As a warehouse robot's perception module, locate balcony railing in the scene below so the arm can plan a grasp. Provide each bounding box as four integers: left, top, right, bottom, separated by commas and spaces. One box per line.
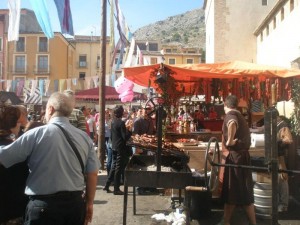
33, 66, 50, 75
11, 66, 28, 74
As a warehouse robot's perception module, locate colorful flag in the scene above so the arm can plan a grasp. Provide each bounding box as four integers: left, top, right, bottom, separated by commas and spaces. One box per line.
6, 80, 12, 92
54, 80, 59, 92
110, 0, 115, 53
30, 80, 38, 96
110, 38, 121, 67
115, 0, 129, 46
8, 0, 21, 41
92, 76, 98, 87
38, 79, 44, 96
72, 78, 77, 86
59, 79, 65, 92
54, 0, 74, 36
24, 87, 42, 105
124, 37, 135, 67
16, 79, 24, 96
29, 0, 54, 38
116, 44, 124, 70
66, 78, 71, 90
45, 79, 51, 95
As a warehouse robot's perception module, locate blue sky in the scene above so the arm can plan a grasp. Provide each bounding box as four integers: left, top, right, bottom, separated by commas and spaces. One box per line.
0, 0, 203, 35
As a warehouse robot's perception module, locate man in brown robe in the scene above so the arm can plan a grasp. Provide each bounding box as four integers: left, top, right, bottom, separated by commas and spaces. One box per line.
218, 95, 256, 225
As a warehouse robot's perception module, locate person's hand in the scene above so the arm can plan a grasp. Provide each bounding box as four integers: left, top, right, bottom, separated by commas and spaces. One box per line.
226, 138, 238, 146
280, 173, 288, 180
84, 203, 93, 225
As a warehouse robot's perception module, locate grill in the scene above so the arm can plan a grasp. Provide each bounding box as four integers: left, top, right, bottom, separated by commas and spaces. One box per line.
125, 154, 192, 189
123, 102, 193, 225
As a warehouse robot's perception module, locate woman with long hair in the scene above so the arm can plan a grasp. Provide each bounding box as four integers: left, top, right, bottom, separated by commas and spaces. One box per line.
0, 105, 29, 225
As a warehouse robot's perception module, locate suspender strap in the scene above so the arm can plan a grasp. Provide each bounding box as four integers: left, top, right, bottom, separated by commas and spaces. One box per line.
53, 123, 85, 175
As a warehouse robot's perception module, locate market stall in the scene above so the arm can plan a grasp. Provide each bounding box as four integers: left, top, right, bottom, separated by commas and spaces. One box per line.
123, 61, 300, 132
122, 61, 300, 223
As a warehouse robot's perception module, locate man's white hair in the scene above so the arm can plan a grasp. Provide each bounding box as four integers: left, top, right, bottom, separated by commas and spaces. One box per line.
47, 92, 73, 117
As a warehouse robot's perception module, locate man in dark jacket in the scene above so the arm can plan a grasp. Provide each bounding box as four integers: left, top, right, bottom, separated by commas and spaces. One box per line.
103, 105, 132, 195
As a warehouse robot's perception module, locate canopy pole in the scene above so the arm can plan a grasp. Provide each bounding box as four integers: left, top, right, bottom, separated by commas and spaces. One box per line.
98, 0, 107, 170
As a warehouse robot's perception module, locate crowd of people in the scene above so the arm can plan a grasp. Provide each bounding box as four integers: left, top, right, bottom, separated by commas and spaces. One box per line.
0, 92, 294, 225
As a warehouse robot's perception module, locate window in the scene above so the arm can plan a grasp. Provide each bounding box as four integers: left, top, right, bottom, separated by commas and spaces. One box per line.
172, 49, 177, 53
165, 49, 171, 53
188, 51, 196, 53
150, 57, 157, 64
186, 59, 194, 64
15, 55, 26, 73
281, 8, 284, 21
137, 43, 146, 51
169, 58, 176, 64
149, 43, 158, 51
0, 37, 2, 52
273, 17, 276, 29
16, 37, 25, 52
266, 25, 269, 36
39, 37, 48, 52
37, 55, 49, 73
79, 72, 85, 80
262, 0, 267, 5
79, 55, 87, 67
290, 0, 294, 12
97, 56, 100, 68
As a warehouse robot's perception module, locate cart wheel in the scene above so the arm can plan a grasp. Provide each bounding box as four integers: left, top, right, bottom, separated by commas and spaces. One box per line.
204, 137, 221, 192
144, 97, 164, 116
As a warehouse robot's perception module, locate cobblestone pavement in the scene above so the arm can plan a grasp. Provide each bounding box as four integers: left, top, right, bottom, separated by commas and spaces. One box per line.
91, 171, 300, 225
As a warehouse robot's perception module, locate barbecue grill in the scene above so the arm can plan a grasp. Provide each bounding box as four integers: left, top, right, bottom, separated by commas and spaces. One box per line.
122, 98, 193, 225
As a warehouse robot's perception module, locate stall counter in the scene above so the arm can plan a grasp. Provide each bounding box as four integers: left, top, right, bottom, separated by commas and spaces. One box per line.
166, 131, 222, 142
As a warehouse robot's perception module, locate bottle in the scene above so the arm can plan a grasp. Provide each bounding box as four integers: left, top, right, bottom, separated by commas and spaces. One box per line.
190, 121, 195, 132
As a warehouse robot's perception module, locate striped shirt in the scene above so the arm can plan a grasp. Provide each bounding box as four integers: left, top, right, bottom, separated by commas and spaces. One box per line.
68, 109, 86, 132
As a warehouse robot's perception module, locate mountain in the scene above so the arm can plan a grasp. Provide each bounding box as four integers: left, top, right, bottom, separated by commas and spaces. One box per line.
133, 8, 206, 50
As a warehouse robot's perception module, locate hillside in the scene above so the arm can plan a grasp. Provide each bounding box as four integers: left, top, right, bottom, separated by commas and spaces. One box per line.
133, 8, 206, 50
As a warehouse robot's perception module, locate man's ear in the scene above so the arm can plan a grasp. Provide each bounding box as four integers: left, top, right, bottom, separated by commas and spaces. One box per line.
48, 105, 55, 115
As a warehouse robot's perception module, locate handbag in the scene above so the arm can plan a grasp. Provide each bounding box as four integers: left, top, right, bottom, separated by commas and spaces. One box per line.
53, 123, 85, 177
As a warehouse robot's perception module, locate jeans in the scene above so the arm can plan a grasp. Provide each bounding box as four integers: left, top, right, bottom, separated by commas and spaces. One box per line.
105, 149, 126, 191
105, 137, 112, 174
24, 192, 85, 225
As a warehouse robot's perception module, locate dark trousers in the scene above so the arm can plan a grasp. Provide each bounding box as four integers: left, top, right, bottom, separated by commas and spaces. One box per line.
106, 150, 126, 191
24, 192, 85, 225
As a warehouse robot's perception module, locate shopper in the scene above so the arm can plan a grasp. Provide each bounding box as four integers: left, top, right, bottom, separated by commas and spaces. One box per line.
0, 105, 28, 225
103, 105, 132, 195
0, 92, 100, 225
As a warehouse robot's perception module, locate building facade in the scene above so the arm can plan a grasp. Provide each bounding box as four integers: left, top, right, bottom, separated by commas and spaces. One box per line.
204, 0, 277, 63
69, 35, 111, 90
255, 0, 300, 68
6, 32, 75, 94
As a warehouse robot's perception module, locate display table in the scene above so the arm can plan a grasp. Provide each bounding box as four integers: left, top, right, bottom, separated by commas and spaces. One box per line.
166, 130, 222, 142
